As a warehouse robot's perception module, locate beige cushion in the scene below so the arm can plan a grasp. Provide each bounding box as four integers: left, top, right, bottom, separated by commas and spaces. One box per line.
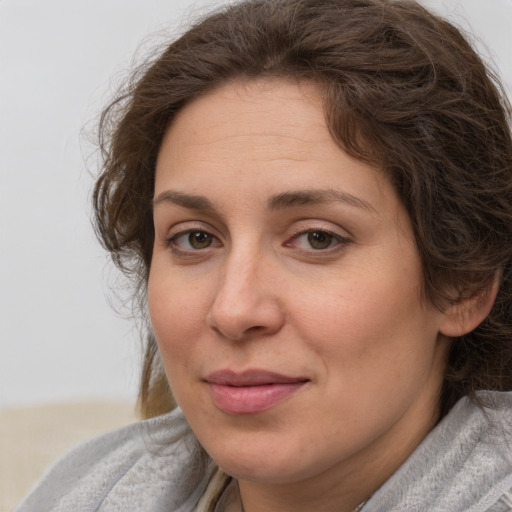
0, 401, 137, 512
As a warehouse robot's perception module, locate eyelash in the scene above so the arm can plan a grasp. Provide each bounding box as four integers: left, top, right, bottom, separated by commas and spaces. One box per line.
284, 228, 350, 254
166, 229, 221, 254
165, 226, 350, 258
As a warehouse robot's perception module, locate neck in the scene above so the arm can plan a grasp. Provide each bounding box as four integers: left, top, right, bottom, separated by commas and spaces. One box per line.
238, 470, 370, 512
237, 407, 439, 512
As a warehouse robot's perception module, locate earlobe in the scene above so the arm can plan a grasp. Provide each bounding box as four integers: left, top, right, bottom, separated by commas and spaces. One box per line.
439, 276, 499, 338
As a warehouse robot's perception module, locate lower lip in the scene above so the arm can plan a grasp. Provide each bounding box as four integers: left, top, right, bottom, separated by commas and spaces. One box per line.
208, 382, 307, 414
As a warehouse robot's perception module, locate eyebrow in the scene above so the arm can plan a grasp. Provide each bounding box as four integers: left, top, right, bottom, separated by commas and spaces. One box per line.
153, 190, 215, 211
153, 188, 376, 214
267, 189, 377, 213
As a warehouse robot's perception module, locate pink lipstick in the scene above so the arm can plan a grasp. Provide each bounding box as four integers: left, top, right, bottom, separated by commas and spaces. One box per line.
205, 370, 309, 414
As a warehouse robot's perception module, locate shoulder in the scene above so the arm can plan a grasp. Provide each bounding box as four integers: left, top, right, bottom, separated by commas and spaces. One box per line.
475, 392, 512, 511
14, 408, 210, 512
363, 391, 512, 512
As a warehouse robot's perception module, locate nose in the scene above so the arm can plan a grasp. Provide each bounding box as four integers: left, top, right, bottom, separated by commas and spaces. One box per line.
206, 250, 285, 341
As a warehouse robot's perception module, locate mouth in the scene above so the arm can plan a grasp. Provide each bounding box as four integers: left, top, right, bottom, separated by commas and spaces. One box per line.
204, 370, 310, 414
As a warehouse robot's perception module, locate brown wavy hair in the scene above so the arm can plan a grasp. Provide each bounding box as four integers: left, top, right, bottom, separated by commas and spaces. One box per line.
93, 0, 512, 420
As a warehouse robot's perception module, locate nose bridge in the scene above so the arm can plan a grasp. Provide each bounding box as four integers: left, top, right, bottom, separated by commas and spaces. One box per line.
225, 247, 259, 296
207, 239, 283, 340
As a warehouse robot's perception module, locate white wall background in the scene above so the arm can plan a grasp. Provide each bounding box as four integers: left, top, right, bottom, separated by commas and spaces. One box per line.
1, 0, 511, 410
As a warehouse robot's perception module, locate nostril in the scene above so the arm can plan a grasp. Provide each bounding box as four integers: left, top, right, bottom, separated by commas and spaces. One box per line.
207, 292, 285, 341
244, 325, 265, 334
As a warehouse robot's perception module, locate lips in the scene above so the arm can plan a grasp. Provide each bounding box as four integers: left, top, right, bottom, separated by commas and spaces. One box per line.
205, 370, 309, 414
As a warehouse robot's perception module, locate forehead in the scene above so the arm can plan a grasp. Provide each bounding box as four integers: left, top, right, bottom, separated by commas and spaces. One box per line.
160, 79, 329, 163
154, 78, 397, 219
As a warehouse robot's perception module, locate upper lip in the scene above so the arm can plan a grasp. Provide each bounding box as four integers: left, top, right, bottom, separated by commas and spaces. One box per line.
205, 369, 309, 387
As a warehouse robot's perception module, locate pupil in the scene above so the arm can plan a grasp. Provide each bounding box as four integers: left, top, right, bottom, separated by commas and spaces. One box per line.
308, 231, 332, 249
189, 232, 211, 249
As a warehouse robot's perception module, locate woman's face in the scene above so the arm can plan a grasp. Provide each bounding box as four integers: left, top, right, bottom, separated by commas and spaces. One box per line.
149, 79, 450, 499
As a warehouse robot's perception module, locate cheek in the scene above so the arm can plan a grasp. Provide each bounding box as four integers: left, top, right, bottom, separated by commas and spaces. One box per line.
147, 269, 208, 368
147, 281, 204, 410
291, 261, 438, 380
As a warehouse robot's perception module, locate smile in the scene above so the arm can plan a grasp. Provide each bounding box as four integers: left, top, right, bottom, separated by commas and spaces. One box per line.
205, 370, 310, 414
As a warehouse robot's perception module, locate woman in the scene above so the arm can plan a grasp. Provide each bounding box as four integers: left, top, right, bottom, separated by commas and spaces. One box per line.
16, 0, 512, 511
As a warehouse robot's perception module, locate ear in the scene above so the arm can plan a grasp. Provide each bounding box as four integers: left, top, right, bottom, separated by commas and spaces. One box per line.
439, 276, 499, 338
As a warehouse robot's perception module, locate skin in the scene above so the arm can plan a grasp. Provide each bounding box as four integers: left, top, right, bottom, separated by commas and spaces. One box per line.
148, 79, 457, 512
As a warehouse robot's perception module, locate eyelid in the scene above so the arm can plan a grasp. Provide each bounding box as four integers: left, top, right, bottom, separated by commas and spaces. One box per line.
286, 219, 352, 241
286, 230, 348, 248
164, 221, 223, 255
165, 220, 221, 239
283, 221, 352, 255
168, 230, 221, 248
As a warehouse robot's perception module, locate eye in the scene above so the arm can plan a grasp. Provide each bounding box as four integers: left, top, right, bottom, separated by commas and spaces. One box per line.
167, 230, 220, 251
304, 231, 336, 250
285, 229, 348, 252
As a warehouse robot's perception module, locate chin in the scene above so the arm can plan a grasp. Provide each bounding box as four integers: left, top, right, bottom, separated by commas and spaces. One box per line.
218, 458, 302, 484
202, 434, 322, 485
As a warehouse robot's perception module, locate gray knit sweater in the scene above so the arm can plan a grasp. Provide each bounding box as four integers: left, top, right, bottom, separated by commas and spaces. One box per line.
14, 391, 512, 512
